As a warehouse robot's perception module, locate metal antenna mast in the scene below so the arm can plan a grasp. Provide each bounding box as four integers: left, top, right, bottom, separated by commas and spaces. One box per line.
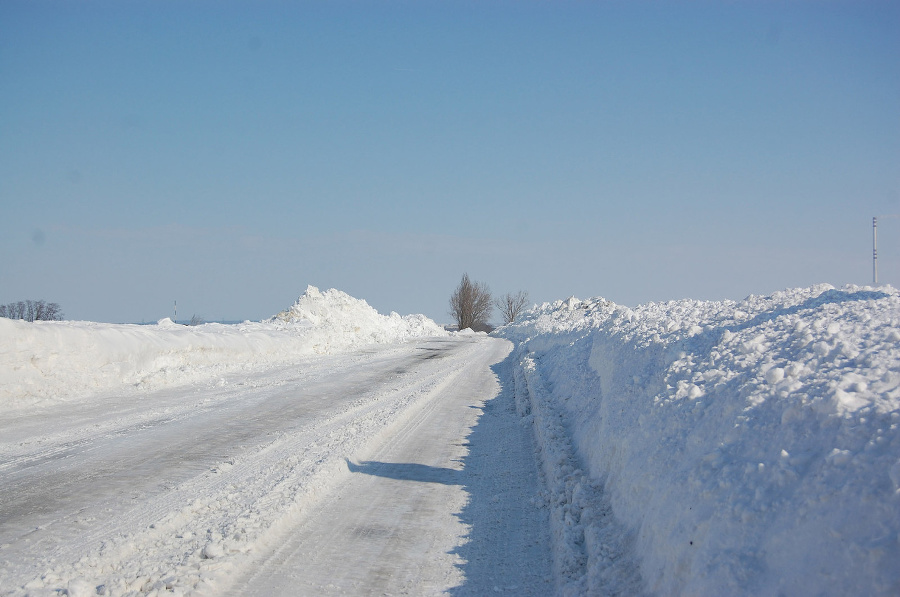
874, 216, 878, 285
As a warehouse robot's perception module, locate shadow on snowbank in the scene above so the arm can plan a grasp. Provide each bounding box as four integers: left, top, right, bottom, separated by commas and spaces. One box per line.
446, 347, 554, 596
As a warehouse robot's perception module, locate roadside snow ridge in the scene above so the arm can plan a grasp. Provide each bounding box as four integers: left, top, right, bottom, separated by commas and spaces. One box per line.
498, 283, 900, 596
0, 286, 445, 410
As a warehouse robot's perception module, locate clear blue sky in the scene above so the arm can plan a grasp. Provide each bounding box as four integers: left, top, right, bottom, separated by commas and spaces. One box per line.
2, 1, 898, 323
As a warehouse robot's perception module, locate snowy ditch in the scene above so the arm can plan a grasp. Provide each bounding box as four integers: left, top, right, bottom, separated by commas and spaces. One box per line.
497, 283, 900, 595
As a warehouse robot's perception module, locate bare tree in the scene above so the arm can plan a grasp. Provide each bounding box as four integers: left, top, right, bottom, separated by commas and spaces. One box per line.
495, 290, 529, 325
449, 273, 492, 331
0, 300, 63, 321
7, 301, 26, 320
44, 302, 63, 321
188, 314, 205, 326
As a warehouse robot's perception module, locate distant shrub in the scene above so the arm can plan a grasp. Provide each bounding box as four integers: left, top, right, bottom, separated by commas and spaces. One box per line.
471, 321, 495, 333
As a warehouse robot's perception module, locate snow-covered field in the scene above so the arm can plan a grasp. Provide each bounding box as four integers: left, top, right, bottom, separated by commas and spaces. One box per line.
0, 286, 445, 411
496, 283, 900, 595
3, 283, 899, 595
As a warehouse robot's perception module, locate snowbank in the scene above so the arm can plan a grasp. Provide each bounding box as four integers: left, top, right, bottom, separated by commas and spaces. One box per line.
271, 285, 443, 345
497, 284, 900, 595
0, 286, 445, 410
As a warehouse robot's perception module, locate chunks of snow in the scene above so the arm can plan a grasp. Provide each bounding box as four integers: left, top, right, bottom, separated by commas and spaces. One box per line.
65, 579, 97, 597
497, 283, 900, 595
0, 286, 445, 410
765, 366, 785, 385
890, 460, 900, 489
826, 448, 853, 466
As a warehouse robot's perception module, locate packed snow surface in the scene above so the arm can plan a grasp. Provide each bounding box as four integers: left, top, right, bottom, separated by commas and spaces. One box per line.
0, 286, 445, 410
496, 283, 900, 595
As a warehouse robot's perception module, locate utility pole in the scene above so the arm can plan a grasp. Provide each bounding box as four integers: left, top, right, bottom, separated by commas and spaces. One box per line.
873, 217, 878, 285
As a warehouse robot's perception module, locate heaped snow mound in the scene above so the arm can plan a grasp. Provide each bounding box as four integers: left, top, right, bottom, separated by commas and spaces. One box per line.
0, 286, 445, 410
497, 283, 900, 596
272, 285, 444, 347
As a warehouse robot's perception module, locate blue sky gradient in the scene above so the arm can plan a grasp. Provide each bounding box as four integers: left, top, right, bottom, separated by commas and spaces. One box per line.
2, 1, 898, 323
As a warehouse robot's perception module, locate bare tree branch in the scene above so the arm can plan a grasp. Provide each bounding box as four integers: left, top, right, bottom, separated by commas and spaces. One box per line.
495, 290, 529, 324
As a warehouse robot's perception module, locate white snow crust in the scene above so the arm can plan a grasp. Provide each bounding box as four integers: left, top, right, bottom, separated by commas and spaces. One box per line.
496, 283, 900, 595
0, 285, 445, 411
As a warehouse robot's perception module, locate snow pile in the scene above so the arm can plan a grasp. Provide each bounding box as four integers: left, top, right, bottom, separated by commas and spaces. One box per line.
497, 284, 900, 595
272, 285, 444, 346
0, 286, 445, 409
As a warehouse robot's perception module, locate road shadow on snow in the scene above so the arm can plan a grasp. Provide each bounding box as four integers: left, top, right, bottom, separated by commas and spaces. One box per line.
345, 459, 463, 485
343, 347, 553, 595
446, 348, 554, 596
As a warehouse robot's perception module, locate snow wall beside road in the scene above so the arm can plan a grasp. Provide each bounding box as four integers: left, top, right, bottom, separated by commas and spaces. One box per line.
0, 286, 445, 410
497, 283, 900, 596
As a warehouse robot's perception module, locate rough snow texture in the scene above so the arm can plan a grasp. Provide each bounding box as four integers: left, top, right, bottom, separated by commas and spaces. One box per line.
497, 283, 900, 596
512, 352, 645, 596
0, 286, 445, 410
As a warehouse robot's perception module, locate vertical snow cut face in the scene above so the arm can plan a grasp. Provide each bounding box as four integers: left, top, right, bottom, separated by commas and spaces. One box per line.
0, 286, 446, 410
497, 283, 900, 596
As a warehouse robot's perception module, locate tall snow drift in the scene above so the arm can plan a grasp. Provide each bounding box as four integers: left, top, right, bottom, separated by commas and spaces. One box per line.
0, 286, 445, 410
272, 285, 443, 345
497, 283, 900, 596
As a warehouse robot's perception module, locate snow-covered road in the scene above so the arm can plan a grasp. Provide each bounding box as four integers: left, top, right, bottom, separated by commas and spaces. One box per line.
5, 283, 898, 595
0, 336, 552, 596
231, 336, 552, 596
